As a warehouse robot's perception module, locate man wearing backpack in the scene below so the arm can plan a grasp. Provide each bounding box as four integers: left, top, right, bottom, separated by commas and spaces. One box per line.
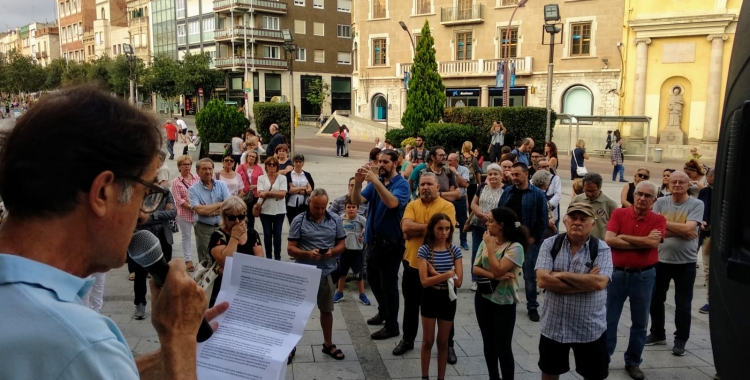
536, 203, 614, 380
604, 180, 666, 380
410, 147, 460, 202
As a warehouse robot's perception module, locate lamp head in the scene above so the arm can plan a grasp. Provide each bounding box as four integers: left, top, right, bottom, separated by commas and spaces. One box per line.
544, 4, 560, 22
519, 0, 529, 6
282, 29, 293, 43
123, 43, 134, 56
399, 21, 408, 31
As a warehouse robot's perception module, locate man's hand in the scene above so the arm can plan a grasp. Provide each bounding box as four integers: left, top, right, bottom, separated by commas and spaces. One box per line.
308, 249, 321, 261
149, 259, 208, 341
589, 266, 600, 275
166, 203, 174, 211
358, 166, 379, 183
701, 221, 711, 231
612, 160, 617, 166
648, 229, 662, 241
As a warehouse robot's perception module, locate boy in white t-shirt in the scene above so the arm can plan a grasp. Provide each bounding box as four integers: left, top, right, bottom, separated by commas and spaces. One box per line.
333, 197, 370, 305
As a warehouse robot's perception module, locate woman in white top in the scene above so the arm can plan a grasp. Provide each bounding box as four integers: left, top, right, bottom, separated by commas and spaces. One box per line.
257, 156, 288, 260
469, 163, 505, 290
216, 154, 245, 197
285, 154, 314, 224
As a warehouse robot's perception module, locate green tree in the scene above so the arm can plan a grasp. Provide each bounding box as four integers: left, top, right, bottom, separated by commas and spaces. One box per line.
86, 56, 113, 91
400, 20, 445, 134
178, 52, 225, 102
4, 50, 45, 93
62, 60, 93, 86
305, 78, 330, 115
108, 55, 146, 97
195, 99, 250, 157
44, 58, 67, 90
142, 55, 181, 116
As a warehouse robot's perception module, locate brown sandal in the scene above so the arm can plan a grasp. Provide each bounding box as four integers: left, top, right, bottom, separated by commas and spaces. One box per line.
322, 343, 345, 360
128, 272, 135, 281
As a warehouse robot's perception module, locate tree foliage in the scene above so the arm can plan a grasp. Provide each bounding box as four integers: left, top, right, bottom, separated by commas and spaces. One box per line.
142, 55, 181, 116
400, 20, 446, 134
305, 78, 330, 115
195, 99, 250, 157
178, 52, 224, 98
254, 102, 291, 144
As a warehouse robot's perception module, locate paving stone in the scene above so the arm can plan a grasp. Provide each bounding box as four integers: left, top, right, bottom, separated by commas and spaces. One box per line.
292, 361, 365, 380
312, 344, 359, 362
383, 358, 459, 378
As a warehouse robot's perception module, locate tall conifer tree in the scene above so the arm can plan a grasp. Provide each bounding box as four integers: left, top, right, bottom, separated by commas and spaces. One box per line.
400, 21, 446, 133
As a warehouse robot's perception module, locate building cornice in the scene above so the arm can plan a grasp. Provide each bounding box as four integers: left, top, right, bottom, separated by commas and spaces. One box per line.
629, 13, 737, 39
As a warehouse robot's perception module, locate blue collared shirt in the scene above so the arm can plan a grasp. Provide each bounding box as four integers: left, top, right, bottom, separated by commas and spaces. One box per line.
0, 254, 139, 379
361, 174, 411, 245
188, 179, 231, 225
288, 211, 347, 277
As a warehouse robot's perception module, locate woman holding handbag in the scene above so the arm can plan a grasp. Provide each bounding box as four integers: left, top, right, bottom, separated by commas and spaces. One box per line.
570, 139, 590, 180
255, 156, 288, 260
468, 164, 504, 290
472, 207, 528, 380
238, 150, 264, 231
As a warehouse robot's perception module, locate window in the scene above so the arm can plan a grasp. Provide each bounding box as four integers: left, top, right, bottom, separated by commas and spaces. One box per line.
296, 48, 306, 61
337, 25, 351, 38
59, 3, 64, 18
65, 1, 70, 14
72, 0, 77, 13
177, 24, 186, 45
294, 0, 304, 5
372, 0, 386, 19
562, 85, 593, 118
499, 28, 518, 58
176, 0, 186, 18
73, 24, 78, 39
456, 32, 472, 61
313, 22, 324, 36
101, 8, 106, 20
499, 0, 519, 6
415, 0, 430, 14
112, 46, 116, 55
314, 49, 325, 63
313, 0, 323, 8
263, 16, 279, 30
338, 52, 351, 64
372, 38, 386, 66
294, 20, 306, 34
570, 22, 591, 56
337, 0, 351, 12
203, 18, 215, 40
263, 45, 280, 59
188, 21, 200, 43
372, 94, 387, 120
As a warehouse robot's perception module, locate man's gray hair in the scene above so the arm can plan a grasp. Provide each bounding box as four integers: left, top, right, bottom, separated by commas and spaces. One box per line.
196, 158, 214, 170
310, 188, 328, 199
270, 123, 279, 133
157, 149, 167, 162
635, 180, 659, 197
420, 172, 438, 183
531, 170, 552, 188
582, 173, 603, 189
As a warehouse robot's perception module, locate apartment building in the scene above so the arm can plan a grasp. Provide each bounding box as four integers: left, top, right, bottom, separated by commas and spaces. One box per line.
34, 27, 61, 67
351, 0, 624, 129
93, 0, 129, 58
19, 23, 57, 64
211, 0, 354, 116
57, 0, 95, 62
127, 0, 152, 60
0, 30, 21, 57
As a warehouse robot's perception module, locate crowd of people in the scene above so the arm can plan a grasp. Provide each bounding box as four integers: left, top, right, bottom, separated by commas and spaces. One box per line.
0, 88, 716, 380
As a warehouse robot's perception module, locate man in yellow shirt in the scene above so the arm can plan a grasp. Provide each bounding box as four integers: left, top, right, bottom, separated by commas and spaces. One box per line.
394, 173, 457, 362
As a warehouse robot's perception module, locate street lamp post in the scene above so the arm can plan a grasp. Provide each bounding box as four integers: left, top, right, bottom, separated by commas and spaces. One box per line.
398, 21, 416, 55
123, 43, 136, 105
282, 29, 297, 156
502, 0, 528, 107
542, 4, 562, 142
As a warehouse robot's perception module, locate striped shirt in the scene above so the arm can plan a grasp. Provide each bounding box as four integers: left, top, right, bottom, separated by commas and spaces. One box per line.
535, 235, 613, 343
171, 174, 199, 223
417, 245, 462, 286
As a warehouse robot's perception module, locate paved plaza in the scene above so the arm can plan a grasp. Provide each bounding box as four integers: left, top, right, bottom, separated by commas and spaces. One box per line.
0, 116, 716, 379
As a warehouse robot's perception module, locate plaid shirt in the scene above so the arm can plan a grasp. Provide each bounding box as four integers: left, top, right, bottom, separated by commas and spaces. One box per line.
171, 174, 199, 223
611, 143, 623, 165
535, 235, 613, 343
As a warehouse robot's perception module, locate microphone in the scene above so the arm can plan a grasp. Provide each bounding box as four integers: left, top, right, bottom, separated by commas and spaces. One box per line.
128, 230, 214, 342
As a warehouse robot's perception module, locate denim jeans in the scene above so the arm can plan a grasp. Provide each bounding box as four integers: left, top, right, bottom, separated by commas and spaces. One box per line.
612, 164, 625, 181
606, 268, 656, 366
471, 225, 487, 282
452, 197, 468, 246
167, 139, 175, 158
649, 262, 696, 341
366, 243, 404, 332
132, 231, 172, 305
522, 242, 540, 310
260, 213, 285, 260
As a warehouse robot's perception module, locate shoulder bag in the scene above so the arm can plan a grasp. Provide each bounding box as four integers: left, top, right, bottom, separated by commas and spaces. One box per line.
253, 175, 278, 217
194, 259, 219, 299
573, 150, 588, 176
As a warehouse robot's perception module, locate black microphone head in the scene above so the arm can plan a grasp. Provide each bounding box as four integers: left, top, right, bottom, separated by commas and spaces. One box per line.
128, 230, 163, 268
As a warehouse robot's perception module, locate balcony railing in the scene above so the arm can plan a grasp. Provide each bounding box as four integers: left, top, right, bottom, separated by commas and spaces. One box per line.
215, 57, 288, 70
213, 0, 288, 13
440, 4, 484, 25
398, 56, 533, 77
214, 27, 283, 41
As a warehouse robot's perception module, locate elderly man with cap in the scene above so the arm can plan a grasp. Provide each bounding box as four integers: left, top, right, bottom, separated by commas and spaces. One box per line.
535, 203, 614, 380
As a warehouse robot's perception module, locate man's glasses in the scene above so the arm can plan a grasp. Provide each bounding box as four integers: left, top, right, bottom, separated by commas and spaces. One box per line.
634, 191, 655, 199
226, 214, 246, 222
636, 173, 650, 179
124, 176, 169, 213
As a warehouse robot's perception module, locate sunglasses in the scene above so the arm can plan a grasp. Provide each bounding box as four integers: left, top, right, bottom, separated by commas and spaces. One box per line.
636, 173, 650, 179
266, 163, 278, 167
226, 214, 246, 222
683, 166, 697, 172
224, 159, 234, 163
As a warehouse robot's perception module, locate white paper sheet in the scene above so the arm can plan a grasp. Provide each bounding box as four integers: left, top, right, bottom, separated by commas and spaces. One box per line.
197, 254, 322, 380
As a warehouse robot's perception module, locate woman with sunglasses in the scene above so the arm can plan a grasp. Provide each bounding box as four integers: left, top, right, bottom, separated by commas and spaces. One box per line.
216, 154, 245, 198
684, 159, 707, 197
257, 156, 288, 260
659, 169, 675, 198
620, 168, 651, 208
275, 144, 293, 175
207, 196, 263, 307
238, 150, 265, 231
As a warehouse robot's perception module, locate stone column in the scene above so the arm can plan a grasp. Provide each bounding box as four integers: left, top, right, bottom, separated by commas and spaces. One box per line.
631, 38, 651, 141
400, 88, 408, 119
703, 34, 728, 143
480, 85, 489, 107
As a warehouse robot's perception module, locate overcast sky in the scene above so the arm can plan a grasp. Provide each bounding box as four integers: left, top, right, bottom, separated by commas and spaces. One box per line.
0, 0, 58, 33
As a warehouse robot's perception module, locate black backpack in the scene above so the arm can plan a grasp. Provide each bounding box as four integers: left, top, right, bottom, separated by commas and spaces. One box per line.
549, 233, 599, 267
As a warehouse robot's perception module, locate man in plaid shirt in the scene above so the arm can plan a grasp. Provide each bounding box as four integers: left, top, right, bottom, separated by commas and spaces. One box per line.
536, 203, 614, 380
611, 137, 626, 182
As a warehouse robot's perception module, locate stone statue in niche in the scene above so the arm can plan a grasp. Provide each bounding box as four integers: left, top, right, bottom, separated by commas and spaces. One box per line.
667, 86, 684, 128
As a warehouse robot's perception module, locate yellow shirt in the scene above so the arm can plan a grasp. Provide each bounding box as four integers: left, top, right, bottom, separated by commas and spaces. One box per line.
403, 197, 456, 268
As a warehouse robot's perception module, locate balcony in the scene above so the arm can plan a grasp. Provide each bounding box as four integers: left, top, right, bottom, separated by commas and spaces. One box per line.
214, 27, 284, 43
215, 57, 288, 71
213, 0, 287, 15
397, 56, 533, 78
35, 52, 41, 59
440, 4, 484, 25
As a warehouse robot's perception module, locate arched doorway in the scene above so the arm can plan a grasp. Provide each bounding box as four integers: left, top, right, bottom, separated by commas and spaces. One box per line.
372, 94, 387, 121
562, 85, 594, 119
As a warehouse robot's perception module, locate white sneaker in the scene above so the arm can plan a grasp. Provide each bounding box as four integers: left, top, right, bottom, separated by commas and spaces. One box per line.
470, 282, 477, 292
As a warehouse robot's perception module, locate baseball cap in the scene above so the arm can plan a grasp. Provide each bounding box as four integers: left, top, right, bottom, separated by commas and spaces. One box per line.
566, 203, 596, 218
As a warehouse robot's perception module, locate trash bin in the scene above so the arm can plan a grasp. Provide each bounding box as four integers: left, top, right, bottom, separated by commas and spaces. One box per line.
653, 148, 664, 163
